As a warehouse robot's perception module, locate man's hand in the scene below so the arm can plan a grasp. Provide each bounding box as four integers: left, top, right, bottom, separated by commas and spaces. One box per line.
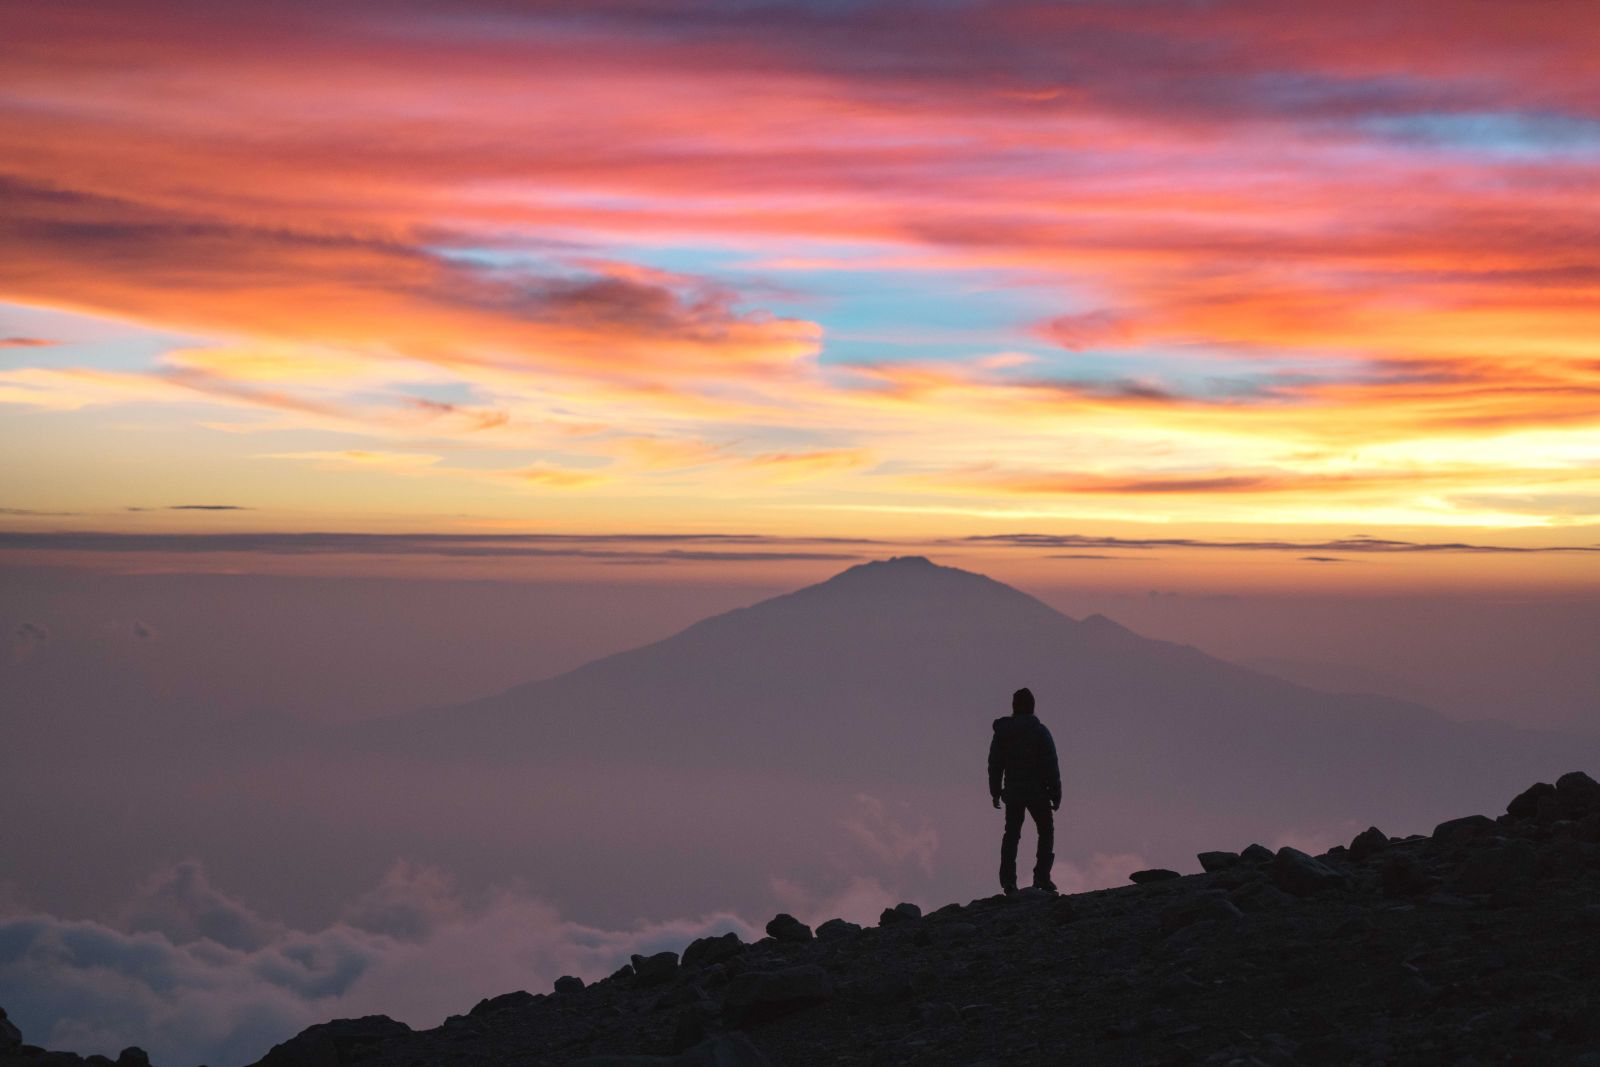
1051, 797, 1061, 811
991, 795, 1001, 810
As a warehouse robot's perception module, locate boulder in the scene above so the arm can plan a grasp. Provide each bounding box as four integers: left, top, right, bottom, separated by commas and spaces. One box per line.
764, 913, 813, 942
1, 1008, 21, 1050
1556, 771, 1600, 818
814, 918, 862, 942
1432, 815, 1496, 846
878, 903, 921, 926
256, 1016, 411, 1067
631, 951, 681, 987
1508, 782, 1556, 819
1240, 843, 1275, 864
1348, 826, 1390, 862
683, 932, 745, 969
1197, 850, 1240, 873
469, 990, 537, 1017
1271, 847, 1347, 896
555, 975, 587, 994
1129, 868, 1181, 884
723, 965, 834, 1025
116, 1052, 150, 1067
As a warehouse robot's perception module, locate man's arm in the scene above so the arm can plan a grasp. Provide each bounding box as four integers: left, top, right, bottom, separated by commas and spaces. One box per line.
987, 727, 1004, 805
1043, 724, 1062, 810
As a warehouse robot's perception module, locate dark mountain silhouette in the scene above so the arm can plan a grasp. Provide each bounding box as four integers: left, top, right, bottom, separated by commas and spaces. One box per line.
361, 556, 1595, 852
13, 774, 1600, 1066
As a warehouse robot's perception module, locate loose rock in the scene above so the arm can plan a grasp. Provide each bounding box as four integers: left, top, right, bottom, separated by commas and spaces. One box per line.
1508, 782, 1556, 818
764, 913, 813, 942
683, 932, 745, 969
1348, 826, 1390, 861
469, 991, 536, 1017
879, 902, 921, 925
1271, 847, 1347, 896
1433, 814, 1496, 845
1556, 771, 1600, 818
631, 951, 681, 988
814, 918, 861, 941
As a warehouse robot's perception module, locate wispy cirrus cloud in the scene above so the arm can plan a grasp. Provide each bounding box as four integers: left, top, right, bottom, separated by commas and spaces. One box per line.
963, 533, 1600, 555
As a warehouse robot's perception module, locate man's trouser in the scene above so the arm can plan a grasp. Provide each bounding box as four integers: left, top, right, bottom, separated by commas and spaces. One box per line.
999, 787, 1054, 890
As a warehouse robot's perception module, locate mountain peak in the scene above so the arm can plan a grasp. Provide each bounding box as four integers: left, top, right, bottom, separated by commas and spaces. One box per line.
845, 554, 939, 572
812, 554, 1026, 600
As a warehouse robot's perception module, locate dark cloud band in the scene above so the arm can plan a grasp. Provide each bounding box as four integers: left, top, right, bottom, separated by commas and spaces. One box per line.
964, 533, 1599, 555
0, 530, 873, 563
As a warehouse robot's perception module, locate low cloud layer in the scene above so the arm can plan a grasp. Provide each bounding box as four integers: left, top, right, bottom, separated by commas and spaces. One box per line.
4, 530, 1591, 566
0, 531, 871, 564
0, 861, 759, 1067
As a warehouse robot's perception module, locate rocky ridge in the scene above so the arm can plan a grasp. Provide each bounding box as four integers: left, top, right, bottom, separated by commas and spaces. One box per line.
8, 773, 1600, 1066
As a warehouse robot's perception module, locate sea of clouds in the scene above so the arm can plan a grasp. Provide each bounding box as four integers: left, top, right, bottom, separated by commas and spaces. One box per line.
0, 860, 759, 1067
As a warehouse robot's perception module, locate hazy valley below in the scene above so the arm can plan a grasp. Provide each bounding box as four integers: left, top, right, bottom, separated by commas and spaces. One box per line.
4, 557, 1598, 1065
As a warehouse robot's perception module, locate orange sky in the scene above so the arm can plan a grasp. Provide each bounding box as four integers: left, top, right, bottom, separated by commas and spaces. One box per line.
2, 0, 1597, 584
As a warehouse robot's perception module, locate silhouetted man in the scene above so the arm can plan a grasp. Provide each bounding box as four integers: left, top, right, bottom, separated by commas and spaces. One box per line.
988, 687, 1061, 894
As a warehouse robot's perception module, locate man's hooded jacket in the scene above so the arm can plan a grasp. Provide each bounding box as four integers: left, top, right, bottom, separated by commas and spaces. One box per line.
987, 714, 1061, 804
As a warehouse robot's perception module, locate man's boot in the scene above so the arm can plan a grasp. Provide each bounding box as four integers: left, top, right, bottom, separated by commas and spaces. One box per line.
1032, 852, 1056, 893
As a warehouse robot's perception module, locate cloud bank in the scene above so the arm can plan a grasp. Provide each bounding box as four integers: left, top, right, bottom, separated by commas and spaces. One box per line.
0, 861, 758, 1067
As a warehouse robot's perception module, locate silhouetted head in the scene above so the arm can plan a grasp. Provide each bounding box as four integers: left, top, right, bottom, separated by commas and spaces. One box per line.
1012, 687, 1035, 716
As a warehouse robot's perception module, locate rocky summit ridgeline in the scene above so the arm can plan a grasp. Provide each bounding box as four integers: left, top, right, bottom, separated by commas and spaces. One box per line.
11, 774, 1600, 1067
